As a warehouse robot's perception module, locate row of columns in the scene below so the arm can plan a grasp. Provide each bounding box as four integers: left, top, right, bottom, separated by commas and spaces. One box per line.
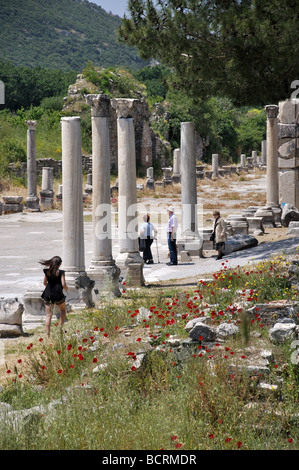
24, 100, 280, 303
60, 96, 145, 302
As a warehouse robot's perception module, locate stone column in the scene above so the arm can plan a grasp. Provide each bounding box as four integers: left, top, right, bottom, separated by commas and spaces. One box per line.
86, 94, 120, 299
240, 154, 246, 167
145, 166, 155, 190
61, 116, 93, 305
162, 167, 172, 185
178, 122, 202, 258
111, 98, 144, 275
212, 153, 219, 178
25, 120, 40, 211
172, 148, 181, 183
277, 99, 299, 208
40, 167, 54, 208
265, 105, 279, 207
252, 150, 258, 165
181, 122, 197, 235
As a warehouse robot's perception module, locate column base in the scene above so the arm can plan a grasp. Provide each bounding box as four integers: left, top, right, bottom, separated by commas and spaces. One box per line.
25, 195, 40, 211
116, 251, 144, 267
126, 263, 145, 287
64, 271, 95, 308
177, 231, 203, 258
116, 252, 145, 287
40, 190, 54, 208
172, 174, 181, 184
87, 261, 121, 301
266, 202, 282, 224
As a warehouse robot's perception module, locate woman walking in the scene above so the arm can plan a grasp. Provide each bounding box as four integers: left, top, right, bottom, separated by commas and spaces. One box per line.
40, 256, 68, 337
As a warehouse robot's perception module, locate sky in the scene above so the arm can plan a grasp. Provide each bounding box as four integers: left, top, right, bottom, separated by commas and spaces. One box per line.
90, 0, 130, 17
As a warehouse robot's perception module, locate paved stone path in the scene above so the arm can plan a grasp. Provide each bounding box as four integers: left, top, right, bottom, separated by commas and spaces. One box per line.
1, 204, 298, 302
1, 172, 299, 301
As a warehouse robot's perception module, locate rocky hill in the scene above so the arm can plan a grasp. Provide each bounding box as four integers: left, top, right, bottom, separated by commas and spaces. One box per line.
0, 0, 146, 71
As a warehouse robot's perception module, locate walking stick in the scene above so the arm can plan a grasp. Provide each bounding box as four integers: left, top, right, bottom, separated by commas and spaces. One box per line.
155, 238, 160, 263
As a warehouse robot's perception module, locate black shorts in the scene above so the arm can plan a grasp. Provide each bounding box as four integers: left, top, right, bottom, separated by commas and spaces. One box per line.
43, 296, 65, 306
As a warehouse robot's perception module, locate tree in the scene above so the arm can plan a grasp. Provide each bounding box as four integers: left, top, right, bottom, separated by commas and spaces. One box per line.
0, 60, 77, 111
119, 0, 299, 106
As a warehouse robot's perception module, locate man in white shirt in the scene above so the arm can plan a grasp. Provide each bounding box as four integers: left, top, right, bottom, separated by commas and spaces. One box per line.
166, 206, 178, 265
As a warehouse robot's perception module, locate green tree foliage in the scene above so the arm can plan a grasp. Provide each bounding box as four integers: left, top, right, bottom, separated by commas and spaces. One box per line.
0, 61, 77, 111
236, 108, 267, 155
0, 0, 146, 72
133, 65, 170, 102
119, 0, 299, 106
143, 66, 265, 162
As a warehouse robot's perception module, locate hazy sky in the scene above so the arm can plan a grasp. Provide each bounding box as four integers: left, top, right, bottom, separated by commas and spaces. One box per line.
90, 0, 130, 17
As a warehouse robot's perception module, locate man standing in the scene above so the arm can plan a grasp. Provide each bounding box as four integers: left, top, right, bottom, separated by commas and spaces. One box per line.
166, 206, 178, 265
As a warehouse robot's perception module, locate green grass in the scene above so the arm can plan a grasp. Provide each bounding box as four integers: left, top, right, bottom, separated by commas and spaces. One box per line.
0, 255, 298, 450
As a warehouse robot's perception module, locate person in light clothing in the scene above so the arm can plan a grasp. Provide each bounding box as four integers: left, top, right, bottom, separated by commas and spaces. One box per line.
139, 214, 158, 264
166, 206, 178, 265
212, 210, 227, 260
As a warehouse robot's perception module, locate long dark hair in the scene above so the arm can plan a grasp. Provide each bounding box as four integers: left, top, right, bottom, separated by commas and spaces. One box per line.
39, 256, 62, 278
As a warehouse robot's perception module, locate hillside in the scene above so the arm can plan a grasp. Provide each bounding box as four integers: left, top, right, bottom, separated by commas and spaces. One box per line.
0, 0, 146, 71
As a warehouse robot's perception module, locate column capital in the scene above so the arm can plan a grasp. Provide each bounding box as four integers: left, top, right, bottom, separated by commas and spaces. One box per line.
111, 98, 138, 118
265, 105, 279, 119
86, 94, 110, 117
25, 120, 37, 130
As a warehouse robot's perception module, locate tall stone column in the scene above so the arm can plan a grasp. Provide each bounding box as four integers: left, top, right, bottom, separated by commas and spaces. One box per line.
178, 122, 202, 258
172, 148, 181, 183
61, 116, 93, 305
181, 122, 197, 235
111, 98, 144, 273
261, 140, 267, 165
212, 153, 219, 178
86, 94, 120, 299
25, 120, 40, 211
265, 105, 279, 206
